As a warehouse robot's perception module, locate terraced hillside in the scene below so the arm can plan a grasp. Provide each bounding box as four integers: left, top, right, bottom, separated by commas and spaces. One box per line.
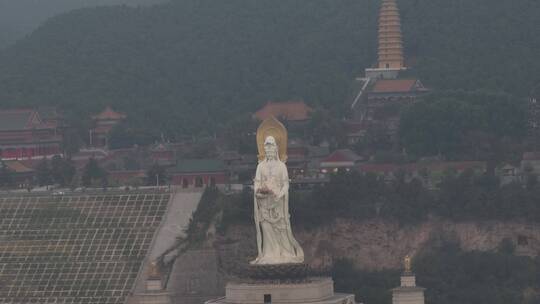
0, 191, 170, 304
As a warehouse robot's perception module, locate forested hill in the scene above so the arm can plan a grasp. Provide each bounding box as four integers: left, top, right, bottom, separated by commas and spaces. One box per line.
0, 0, 538, 138
0, 0, 165, 49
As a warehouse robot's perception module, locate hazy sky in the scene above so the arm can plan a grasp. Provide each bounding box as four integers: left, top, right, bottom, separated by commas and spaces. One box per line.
0, 0, 166, 48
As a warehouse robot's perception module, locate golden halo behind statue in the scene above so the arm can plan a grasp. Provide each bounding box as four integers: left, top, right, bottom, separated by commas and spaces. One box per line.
256, 116, 288, 162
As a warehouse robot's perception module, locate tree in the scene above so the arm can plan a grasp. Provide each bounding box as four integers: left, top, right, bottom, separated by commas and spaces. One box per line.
35, 158, 52, 186
61, 128, 82, 157
525, 174, 538, 190
123, 156, 140, 171
0, 161, 13, 188
50, 155, 76, 186
357, 124, 394, 154
400, 91, 527, 159
146, 163, 167, 186
0, 0, 539, 141
82, 158, 107, 187
306, 108, 347, 148
107, 121, 157, 150
183, 138, 218, 159
221, 113, 258, 154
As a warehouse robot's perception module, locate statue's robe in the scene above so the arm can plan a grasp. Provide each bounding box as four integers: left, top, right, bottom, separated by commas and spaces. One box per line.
252, 159, 304, 265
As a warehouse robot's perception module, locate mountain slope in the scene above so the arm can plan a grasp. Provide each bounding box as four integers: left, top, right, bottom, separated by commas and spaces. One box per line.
0, 0, 538, 137
0, 0, 166, 48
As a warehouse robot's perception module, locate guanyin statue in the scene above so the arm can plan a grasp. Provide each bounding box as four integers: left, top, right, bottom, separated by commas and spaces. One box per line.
251, 117, 304, 265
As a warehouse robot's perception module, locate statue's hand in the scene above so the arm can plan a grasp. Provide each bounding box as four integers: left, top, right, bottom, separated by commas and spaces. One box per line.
255, 192, 268, 199
256, 187, 274, 198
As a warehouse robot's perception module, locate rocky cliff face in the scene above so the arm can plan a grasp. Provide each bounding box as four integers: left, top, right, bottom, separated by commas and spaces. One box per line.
213, 219, 540, 272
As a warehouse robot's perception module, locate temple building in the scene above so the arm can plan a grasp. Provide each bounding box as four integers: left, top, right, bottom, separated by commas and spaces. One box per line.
361, 79, 428, 136
320, 149, 364, 174
0, 109, 63, 159
90, 106, 126, 147
347, 0, 428, 143
253, 101, 314, 138
253, 101, 312, 123
170, 159, 228, 188
150, 143, 177, 167
348, 76, 428, 142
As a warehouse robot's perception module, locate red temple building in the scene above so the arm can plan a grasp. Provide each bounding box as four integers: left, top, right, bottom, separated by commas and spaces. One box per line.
346, 0, 429, 145
170, 159, 228, 188
365, 79, 428, 131
253, 101, 313, 136
0, 109, 62, 160
348, 78, 428, 143
90, 106, 126, 147
3, 160, 35, 187
150, 143, 177, 167
320, 149, 364, 174
253, 101, 312, 122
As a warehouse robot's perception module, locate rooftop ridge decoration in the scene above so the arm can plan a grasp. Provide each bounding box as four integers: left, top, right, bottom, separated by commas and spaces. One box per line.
91, 106, 127, 120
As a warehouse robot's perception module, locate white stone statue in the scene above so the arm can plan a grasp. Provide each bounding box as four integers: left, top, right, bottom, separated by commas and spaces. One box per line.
251, 118, 304, 265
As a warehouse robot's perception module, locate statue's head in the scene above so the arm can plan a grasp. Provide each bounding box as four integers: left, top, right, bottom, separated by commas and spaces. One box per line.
264, 136, 278, 160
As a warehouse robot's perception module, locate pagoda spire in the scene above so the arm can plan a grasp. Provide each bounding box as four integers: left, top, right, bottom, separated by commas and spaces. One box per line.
378, 0, 405, 69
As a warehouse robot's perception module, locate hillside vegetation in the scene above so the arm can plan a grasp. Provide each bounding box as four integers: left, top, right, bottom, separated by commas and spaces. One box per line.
188, 183, 540, 304
0, 0, 538, 138
0, 0, 165, 48
333, 241, 540, 304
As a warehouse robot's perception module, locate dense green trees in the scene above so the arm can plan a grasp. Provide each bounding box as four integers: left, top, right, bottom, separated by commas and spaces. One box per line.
414, 240, 540, 304
0, 0, 377, 138
400, 91, 527, 159
331, 241, 540, 304
400, 0, 540, 95
108, 121, 158, 150
332, 259, 398, 304
221, 114, 258, 154
289, 171, 434, 226
36, 158, 53, 186
0, 161, 13, 187
35, 156, 76, 187
145, 163, 167, 186
82, 158, 108, 187
0, 0, 537, 138
50, 155, 76, 186
185, 187, 221, 244
219, 169, 540, 230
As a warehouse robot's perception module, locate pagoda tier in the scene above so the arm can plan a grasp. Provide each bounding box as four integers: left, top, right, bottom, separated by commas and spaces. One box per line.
378, 0, 404, 69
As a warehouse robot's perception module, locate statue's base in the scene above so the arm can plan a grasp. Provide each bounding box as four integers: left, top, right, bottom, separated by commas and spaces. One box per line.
246, 263, 309, 283
205, 277, 355, 304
